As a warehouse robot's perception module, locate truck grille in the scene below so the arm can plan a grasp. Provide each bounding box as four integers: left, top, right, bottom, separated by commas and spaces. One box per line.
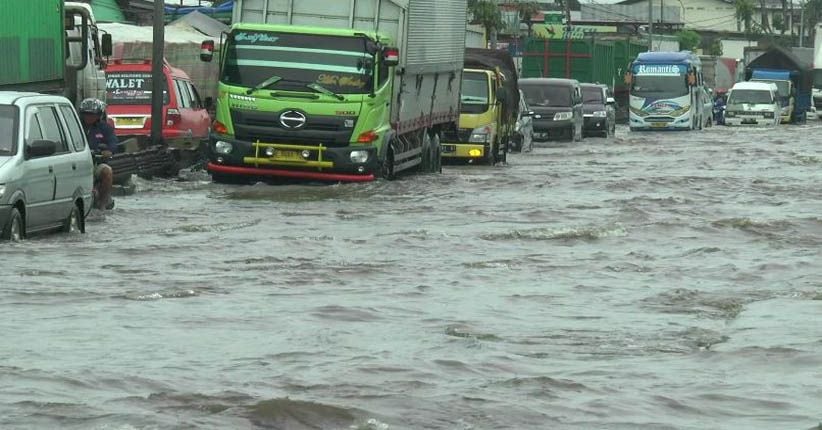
230, 109, 356, 147
442, 126, 472, 142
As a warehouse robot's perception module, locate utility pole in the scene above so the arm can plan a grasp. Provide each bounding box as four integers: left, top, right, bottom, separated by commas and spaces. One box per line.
151, 0, 165, 146
564, 0, 572, 34
800, 2, 805, 47
648, 0, 654, 51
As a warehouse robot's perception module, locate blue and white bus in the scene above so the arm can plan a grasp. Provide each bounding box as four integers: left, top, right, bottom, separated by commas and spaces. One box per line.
627, 52, 705, 131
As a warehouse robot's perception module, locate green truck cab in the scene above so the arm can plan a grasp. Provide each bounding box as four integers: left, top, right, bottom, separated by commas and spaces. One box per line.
442, 49, 519, 165
203, 0, 467, 183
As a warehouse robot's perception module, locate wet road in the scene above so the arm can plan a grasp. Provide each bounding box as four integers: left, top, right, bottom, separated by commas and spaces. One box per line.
1, 123, 821, 429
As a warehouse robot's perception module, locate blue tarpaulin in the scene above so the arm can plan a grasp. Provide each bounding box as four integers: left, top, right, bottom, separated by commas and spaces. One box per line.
164, 1, 233, 19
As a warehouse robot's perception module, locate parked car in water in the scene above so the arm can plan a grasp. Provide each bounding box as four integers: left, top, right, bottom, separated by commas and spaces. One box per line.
511, 90, 534, 152
580, 83, 616, 137
105, 59, 211, 151
0, 93, 94, 241
519, 78, 584, 142
723, 81, 781, 127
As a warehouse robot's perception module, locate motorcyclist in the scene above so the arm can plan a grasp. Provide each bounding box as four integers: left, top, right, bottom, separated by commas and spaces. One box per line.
713, 91, 727, 125
79, 98, 119, 210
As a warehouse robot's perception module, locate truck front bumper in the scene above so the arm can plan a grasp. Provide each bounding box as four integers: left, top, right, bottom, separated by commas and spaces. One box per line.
441, 142, 486, 159
207, 135, 379, 182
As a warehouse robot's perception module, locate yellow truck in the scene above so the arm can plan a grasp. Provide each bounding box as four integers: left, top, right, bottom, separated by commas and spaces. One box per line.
442, 48, 520, 165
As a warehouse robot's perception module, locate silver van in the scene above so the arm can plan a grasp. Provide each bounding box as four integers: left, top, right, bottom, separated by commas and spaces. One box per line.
0, 93, 94, 241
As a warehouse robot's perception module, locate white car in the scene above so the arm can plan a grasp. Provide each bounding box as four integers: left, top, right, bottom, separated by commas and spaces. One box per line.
0, 93, 94, 241
723, 82, 781, 127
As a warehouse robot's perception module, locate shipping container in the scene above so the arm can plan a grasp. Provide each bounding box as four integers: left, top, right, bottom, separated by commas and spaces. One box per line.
0, 0, 65, 92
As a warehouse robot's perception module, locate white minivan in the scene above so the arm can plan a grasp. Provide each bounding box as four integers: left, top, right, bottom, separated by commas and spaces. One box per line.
0, 93, 94, 241
723, 81, 781, 126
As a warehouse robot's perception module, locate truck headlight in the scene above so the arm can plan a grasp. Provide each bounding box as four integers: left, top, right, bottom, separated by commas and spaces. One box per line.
469, 125, 494, 143
215, 141, 233, 154
469, 133, 489, 143
593, 111, 607, 117
350, 150, 369, 163
554, 111, 573, 121
0, 185, 5, 199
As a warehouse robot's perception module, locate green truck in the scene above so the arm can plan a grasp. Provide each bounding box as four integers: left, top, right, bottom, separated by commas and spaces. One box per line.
202, 0, 468, 183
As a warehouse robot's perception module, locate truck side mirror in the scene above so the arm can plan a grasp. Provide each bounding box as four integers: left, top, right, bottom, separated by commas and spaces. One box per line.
101, 33, 113, 57
204, 96, 214, 110
606, 97, 616, 104
201, 40, 215, 63
382, 47, 399, 67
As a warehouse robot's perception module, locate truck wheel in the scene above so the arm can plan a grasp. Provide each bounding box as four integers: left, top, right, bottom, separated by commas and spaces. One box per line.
2, 208, 24, 242
379, 144, 395, 180
429, 131, 442, 173
419, 130, 432, 173
61, 202, 84, 234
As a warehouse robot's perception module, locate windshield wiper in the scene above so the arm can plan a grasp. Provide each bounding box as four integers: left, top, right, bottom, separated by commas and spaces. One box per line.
247, 75, 283, 95
306, 83, 344, 101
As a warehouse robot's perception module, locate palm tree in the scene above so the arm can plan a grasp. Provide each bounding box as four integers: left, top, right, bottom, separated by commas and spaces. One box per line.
468, 0, 504, 48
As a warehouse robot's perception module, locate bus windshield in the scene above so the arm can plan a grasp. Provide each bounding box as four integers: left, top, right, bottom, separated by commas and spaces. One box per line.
223, 30, 376, 95
631, 75, 688, 98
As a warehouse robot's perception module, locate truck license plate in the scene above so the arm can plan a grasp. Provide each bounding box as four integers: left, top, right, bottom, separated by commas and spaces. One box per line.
442, 144, 456, 153
273, 150, 304, 161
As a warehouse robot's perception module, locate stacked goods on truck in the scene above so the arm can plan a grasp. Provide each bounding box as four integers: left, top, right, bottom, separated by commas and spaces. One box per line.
201, 0, 467, 183
442, 48, 519, 164
744, 45, 812, 124
700, 55, 741, 93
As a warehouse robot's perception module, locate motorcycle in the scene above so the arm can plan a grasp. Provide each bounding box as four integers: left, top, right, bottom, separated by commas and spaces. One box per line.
712, 100, 726, 126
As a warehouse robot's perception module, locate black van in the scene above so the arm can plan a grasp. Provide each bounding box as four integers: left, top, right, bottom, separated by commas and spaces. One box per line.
518, 78, 584, 142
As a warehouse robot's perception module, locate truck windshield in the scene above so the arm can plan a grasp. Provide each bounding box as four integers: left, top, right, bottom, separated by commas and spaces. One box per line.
520, 84, 571, 107
223, 30, 375, 95
631, 75, 688, 98
0, 106, 17, 154
106, 72, 170, 105
460, 72, 489, 113
727, 89, 773, 105
582, 87, 603, 103
752, 79, 789, 98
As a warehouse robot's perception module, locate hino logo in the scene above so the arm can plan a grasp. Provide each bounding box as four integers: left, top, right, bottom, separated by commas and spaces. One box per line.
280, 110, 307, 129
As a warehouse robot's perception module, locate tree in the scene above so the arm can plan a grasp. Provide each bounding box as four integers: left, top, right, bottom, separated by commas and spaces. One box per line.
468, 0, 504, 48
735, 0, 756, 37
514, 1, 541, 38
676, 30, 701, 52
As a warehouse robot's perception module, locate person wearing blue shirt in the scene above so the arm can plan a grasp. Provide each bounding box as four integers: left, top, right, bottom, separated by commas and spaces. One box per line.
79, 98, 118, 210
